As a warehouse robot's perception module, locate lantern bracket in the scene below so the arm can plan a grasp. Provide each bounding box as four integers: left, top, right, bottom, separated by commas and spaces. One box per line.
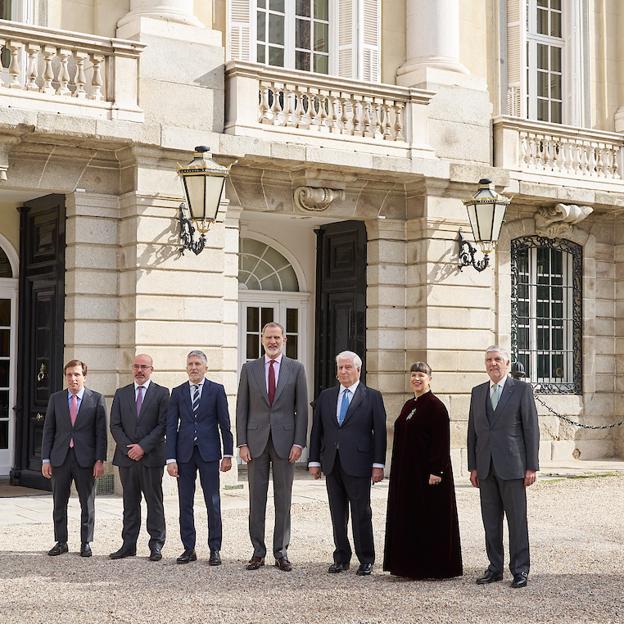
458, 231, 490, 272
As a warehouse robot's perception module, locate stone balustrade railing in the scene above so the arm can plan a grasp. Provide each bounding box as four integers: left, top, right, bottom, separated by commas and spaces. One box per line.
0, 19, 145, 121
494, 116, 624, 184
225, 61, 435, 158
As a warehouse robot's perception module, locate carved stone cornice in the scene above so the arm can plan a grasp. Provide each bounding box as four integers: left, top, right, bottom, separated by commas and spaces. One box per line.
535, 203, 593, 238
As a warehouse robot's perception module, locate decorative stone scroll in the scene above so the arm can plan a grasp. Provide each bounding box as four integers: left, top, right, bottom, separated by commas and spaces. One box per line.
293, 186, 345, 212
535, 204, 593, 238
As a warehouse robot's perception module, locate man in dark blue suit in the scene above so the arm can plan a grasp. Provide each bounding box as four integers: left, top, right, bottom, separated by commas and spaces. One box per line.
166, 350, 234, 565
309, 351, 387, 576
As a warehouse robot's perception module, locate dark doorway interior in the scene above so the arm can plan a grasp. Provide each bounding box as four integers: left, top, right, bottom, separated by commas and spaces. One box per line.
314, 220, 367, 398
11, 195, 65, 490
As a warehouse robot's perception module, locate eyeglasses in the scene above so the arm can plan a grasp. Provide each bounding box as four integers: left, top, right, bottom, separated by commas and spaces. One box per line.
132, 364, 152, 370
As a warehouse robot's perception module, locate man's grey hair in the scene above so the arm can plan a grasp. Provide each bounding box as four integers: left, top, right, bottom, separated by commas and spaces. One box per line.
336, 351, 362, 370
485, 345, 510, 362
187, 350, 208, 364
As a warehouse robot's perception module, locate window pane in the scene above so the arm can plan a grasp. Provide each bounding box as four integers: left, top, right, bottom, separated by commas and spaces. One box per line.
551, 11, 562, 37
0, 360, 8, 387
314, 21, 329, 52
537, 0, 547, 7
268, 46, 284, 67
270, 0, 284, 11
537, 99, 549, 121
551, 0, 561, 9
0, 389, 8, 418
257, 44, 266, 63
551, 102, 562, 124
296, 50, 311, 71
0, 299, 10, 326
314, 54, 329, 74
551, 47, 562, 72
257, 11, 266, 40
296, 0, 310, 17
247, 307, 259, 332
296, 18, 311, 49
537, 71, 548, 98
286, 335, 298, 359
258, 0, 266, 7
286, 308, 299, 332
537, 44, 549, 70
537, 8, 548, 35
0, 329, 8, 356
269, 14, 284, 44
0, 420, 7, 450
261, 307, 274, 327
246, 334, 259, 359
315, 0, 329, 20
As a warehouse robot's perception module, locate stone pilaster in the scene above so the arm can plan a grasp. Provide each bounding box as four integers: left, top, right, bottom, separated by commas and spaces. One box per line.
616, 219, 624, 456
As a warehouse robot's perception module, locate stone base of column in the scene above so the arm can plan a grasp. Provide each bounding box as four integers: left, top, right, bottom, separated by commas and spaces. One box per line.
117, 14, 221, 46
397, 62, 485, 91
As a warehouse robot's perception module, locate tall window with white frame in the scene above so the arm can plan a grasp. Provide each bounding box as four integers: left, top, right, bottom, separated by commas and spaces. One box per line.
256, 0, 329, 73
511, 236, 582, 394
526, 0, 563, 123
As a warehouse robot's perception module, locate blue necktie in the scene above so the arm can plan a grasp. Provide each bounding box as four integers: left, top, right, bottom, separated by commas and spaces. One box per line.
338, 389, 350, 425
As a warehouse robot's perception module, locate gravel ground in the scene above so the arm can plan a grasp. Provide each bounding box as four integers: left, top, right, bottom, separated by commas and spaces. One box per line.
1, 474, 623, 624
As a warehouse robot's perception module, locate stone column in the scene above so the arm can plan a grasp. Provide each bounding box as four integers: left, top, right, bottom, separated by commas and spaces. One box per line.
616, 221, 624, 456
117, 0, 204, 28
396, 0, 469, 87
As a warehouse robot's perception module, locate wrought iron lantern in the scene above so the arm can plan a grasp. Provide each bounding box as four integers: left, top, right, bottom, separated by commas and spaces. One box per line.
459, 178, 511, 272
177, 145, 231, 255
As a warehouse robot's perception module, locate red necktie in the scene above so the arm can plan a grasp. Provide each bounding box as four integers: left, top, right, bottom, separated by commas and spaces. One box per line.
69, 393, 78, 448
268, 359, 276, 406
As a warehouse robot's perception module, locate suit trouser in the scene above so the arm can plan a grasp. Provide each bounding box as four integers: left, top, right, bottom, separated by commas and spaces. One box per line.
325, 454, 375, 565
247, 435, 294, 559
119, 463, 166, 550
177, 447, 222, 551
479, 466, 530, 576
51, 448, 96, 544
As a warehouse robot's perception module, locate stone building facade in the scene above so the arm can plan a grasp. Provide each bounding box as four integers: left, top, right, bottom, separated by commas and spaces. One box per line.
0, 0, 622, 491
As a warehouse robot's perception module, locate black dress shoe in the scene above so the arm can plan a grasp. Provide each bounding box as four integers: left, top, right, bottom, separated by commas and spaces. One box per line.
208, 550, 222, 566
476, 570, 504, 585
274, 556, 292, 572
109, 546, 137, 560
356, 563, 373, 576
80, 543, 92, 558
48, 542, 68, 556
246, 555, 265, 570
511, 572, 528, 588
328, 562, 350, 573
149, 546, 162, 562
176, 549, 197, 564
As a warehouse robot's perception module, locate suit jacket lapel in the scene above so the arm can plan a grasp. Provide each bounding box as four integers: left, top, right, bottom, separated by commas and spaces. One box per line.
273, 357, 292, 404
342, 384, 365, 426
251, 358, 269, 405
327, 387, 340, 428
139, 383, 155, 418
493, 377, 516, 418
61, 390, 72, 427
76, 388, 92, 422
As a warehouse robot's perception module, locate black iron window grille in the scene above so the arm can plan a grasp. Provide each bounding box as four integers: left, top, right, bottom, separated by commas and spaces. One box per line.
511, 235, 582, 394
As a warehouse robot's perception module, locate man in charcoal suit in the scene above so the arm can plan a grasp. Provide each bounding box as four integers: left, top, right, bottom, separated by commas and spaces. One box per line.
308, 351, 387, 576
42, 359, 107, 557
166, 350, 234, 565
109, 353, 170, 561
236, 322, 309, 572
468, 345, 540, 589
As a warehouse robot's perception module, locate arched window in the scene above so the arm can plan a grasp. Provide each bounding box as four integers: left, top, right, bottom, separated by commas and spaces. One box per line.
238, 237, 299, 292
0, 248, 12, 278
511, 235, 582, 393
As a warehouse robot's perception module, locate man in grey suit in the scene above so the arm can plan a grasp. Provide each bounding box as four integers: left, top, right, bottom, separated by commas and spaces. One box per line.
308, 351, 387, 576
109, 354, 170, 561
468, 345, 540, 589
41, 359, 107, 557
236, 322, 308, 572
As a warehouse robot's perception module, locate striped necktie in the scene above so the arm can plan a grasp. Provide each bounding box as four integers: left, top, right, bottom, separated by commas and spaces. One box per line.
192, 384, 200, 415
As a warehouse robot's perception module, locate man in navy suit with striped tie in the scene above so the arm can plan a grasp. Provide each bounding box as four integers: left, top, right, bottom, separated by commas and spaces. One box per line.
166, 350, 234, 565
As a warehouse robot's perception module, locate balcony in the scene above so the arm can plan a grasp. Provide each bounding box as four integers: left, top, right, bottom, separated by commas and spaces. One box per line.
494, 116, 624, 192
0, 19, 145, 122
225, 61, 435, 159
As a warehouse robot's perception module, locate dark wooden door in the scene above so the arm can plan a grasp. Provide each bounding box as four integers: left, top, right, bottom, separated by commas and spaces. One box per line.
11, 195, 65, 490
314, 221, 367, 397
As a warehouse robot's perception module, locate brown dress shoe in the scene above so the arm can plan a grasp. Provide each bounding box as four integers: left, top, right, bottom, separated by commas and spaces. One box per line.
274, 556, 292, 572
246, 555, 265, 570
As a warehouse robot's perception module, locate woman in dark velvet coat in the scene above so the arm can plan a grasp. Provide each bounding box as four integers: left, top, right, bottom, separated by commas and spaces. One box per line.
383, 362, 463, 579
